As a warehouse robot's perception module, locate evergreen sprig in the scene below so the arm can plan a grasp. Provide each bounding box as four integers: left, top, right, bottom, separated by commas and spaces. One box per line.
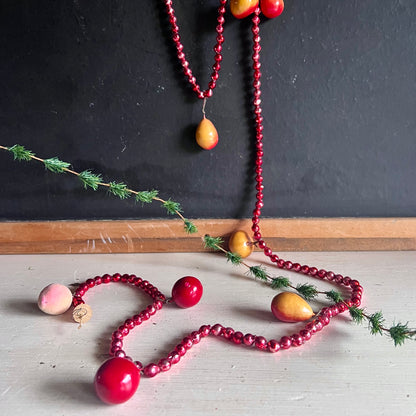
226, 251, 242, 265
9, 144, 34, 161
249, 265, 269, 281
270, 277, 291, 290
1, 144, 193, 230
135, 190, 159, 204
163, 199, 182, 215
325, 290, 344, 304
79, 170, 102, 190
296, 283, 318, 301
368, 311, 385, 336
348, 306, 367, 325
184, 219, 197, 234
389, 323, 414, 347
203, 235, 224, 250
43, 157, 71, 173
108, 181, 131, 199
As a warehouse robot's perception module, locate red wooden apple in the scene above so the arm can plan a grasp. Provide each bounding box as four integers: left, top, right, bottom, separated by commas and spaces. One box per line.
260, 0, 284, 19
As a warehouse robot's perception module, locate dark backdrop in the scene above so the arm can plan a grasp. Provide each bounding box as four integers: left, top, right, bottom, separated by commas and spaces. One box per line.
1, 0, 415, 220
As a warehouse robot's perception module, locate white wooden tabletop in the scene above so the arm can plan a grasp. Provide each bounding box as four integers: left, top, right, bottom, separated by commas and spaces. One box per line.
1, 251, 415, 416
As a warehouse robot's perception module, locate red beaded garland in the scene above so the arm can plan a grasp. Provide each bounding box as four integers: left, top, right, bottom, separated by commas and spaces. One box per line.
69, 2, 367, 406
165, 0, 227, 99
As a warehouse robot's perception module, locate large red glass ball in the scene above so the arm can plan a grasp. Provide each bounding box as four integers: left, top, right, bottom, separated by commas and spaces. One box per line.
171, 276, 203, 308
94, 357, 140, 405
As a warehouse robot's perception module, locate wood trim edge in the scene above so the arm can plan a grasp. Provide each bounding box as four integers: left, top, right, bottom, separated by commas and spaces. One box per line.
0, 218, 415, 254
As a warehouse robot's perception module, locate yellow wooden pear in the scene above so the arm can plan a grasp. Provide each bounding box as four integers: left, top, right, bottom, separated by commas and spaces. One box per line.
195, 117, 218, 150
228, 230, 254, 258
271, 292, 314, 322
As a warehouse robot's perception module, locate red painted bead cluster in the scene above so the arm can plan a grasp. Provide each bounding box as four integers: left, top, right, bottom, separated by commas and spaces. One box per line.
164, 0, 227, 99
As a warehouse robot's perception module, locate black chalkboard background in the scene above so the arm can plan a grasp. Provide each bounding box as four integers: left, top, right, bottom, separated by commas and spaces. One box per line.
0, 0, 415, 220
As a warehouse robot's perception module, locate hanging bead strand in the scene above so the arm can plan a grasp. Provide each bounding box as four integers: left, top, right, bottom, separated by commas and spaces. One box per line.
164, 0, 227, 99
248, 9, 363, 308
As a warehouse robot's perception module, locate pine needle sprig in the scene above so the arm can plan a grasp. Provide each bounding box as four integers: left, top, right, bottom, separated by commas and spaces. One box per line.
226, 251, 243, 265
108, 181, 132, 199
162, 199, 182, 215
389, 323, 415, 347
8, 144, 34, 161
348, 306, 366, 325
295, 283, 319, 301
0, 144, 196, 231
43, 157, 71, 173
203, 235, 224, 250
368, 311, 385, 336
78, 170, 102, 190
325, 290, 344, 304
135, 190, 159, 204
184, 219, 197, 234
270, 276, 291, 290
249, 265, 269, 282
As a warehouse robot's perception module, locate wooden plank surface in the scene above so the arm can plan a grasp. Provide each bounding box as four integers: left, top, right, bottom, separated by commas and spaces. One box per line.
0, 218, 415, 254
1, 251, 415, 415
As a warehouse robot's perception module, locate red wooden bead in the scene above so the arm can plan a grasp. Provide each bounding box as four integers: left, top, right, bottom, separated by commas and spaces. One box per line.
172, 276, 203, 308
94, 357, 140, 405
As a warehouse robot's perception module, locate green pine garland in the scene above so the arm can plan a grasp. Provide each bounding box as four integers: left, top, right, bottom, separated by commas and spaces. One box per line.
0, 144, 197, 234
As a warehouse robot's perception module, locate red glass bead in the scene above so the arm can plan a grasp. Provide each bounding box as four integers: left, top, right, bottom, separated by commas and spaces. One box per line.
292, 263, 301, 272
143, 364, 161, 378
94, 276, 102, 285
191, 331, 201, 344
305, 322, 317, 333
102, 274, 111, 283
94, 357, 140, 404
317, 269, 326, 278
175, 344, 187, 357
291, 333, 303, 347
86, 278, 95, 288
121, 274, 129, 283
182, 337, 193, 350
284, 261, 293, 270
337, 302, 348, 313
326, 271, 335, 281
255, 336, 268, 350
210, 324, 223, 336
168, 352, 180, 365
301, 265, 310, 274
112, 331, 124, 341
309, 267, 318, 276
232, 331, 244, 344
199, 325, 211, 337
268, 339, 280, 353
350, 279, 361, 289
134, 361, 143, 370
158, 359, 171, 372
114, 350, 126, 358
279, 336, 292, 349
270, 254, 279, 263
300, 329, 311, 341
171, 276, 203, 308
243, 333, 256, 346
343, 276, 352, 286
223, 327, 235, 340
112, 273, 121, 282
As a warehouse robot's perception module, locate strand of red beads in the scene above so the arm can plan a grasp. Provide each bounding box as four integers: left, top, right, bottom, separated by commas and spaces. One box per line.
73, 270, 358, 404
164, 0, 227, 99
249, 7, 363, 312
